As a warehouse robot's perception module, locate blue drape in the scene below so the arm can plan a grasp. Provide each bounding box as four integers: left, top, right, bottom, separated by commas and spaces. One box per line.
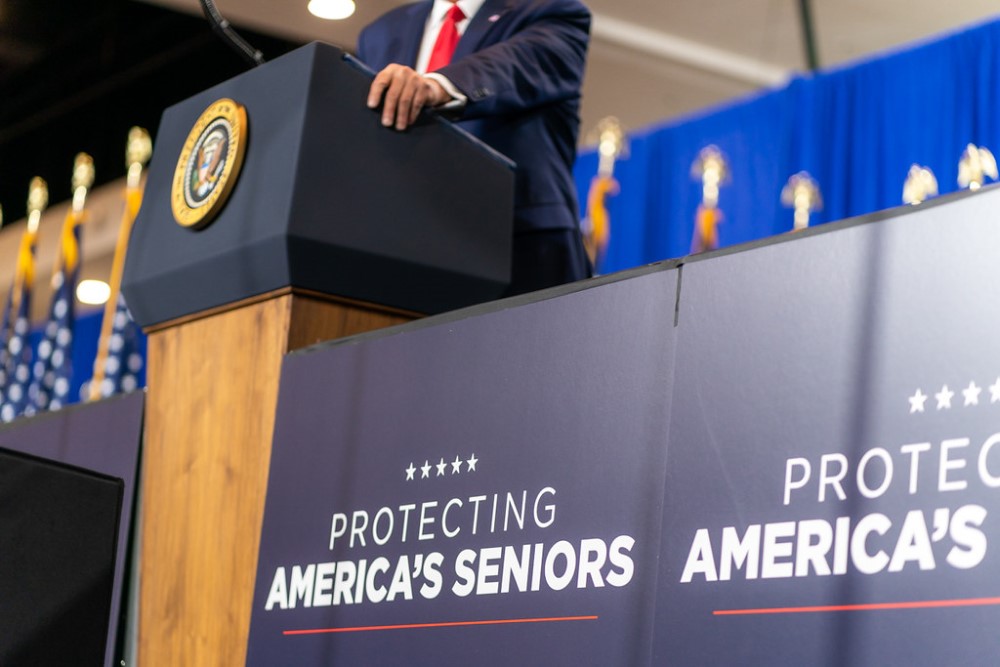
575, 17, 1000, 273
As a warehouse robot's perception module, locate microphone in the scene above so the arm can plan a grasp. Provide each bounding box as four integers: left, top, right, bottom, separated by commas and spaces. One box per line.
199, 0, 265, 67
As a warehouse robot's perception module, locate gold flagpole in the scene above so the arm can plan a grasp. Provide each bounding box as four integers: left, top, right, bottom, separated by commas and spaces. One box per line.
690, 146, 729, 254
89, 127, 152, 401
582, 117, 627, 270
10, 179, 48, 321
780, 171, 822, 231
54, 154, 94, 283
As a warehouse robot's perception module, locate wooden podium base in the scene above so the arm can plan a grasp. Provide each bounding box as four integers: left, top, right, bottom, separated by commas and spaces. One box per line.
137, 290, 413, 665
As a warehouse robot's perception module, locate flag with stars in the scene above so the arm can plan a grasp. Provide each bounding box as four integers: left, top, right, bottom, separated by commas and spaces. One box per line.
89, 292, 143, 399
0, 287, 14, 392
0, 228, 38, 422
25, 209, 83, 415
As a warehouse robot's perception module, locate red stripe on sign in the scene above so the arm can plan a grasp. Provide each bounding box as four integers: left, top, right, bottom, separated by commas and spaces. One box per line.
714, 596, 1000, 616
284, 615, 599, 636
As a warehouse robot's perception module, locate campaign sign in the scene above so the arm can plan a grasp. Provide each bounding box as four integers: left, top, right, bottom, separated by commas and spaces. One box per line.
247, 270, 678, 666
0, 392, 144, 667
656, 190, 1000, 664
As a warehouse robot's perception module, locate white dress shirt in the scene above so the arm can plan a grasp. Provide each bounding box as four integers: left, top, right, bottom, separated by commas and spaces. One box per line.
417, 0, 487, 105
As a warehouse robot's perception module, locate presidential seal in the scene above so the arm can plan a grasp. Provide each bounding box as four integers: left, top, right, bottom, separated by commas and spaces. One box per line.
171, 98, 248, 229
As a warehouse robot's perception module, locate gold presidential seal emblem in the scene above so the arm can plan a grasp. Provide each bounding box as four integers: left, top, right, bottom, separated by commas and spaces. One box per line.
171, 98, 247, 229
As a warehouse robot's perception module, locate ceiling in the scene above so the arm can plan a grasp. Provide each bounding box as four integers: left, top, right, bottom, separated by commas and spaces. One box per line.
143, 0, 1000, 136
0, 0, 997, 219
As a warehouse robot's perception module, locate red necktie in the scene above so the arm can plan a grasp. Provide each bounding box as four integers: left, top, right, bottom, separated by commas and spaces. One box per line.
426, 5, 465, 72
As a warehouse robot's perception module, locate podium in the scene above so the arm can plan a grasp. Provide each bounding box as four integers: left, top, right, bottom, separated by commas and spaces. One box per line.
123, 43, 515, 665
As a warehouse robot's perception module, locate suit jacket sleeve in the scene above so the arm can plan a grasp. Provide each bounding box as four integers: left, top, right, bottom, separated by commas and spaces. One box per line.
437, 0, 590, 119
356, 21, 376, 65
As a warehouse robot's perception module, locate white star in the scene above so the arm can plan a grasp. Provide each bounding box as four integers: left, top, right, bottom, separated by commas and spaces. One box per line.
421, 460, 431, 479
466, 454, 479, 472
405, 463, 416, 481
436, 458, 447, 476
909, 389, 927, 414
451, 456, 463, 474
128, 353, 143, 373
936, 385, 954, 410
990, 378, 1000, 403
963, 381, 982, 406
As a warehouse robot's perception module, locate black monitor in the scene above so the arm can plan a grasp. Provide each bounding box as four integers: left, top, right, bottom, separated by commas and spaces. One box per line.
0, 447, 124, 666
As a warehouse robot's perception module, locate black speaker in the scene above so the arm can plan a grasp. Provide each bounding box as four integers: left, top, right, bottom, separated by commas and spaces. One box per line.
0, 447, 123, 666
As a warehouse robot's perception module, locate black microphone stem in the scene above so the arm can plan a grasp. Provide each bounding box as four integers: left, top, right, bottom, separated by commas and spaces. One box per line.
199, 0, 265, 67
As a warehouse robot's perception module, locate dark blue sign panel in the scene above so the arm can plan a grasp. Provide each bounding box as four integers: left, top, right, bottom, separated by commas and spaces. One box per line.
247, 271, 678, 665
0, 392, 144, 667
251, 187, 1000, 664
656, 191, 1000, 664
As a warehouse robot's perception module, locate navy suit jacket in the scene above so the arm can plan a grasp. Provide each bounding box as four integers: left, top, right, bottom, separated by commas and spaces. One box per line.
357, 0, 591, 235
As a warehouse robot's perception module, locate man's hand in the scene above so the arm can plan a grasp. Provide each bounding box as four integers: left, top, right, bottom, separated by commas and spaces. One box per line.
367, 64, 450, 131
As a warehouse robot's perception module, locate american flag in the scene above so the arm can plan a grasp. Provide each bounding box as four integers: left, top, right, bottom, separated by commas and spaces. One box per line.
0, 230, 37, 423
88, 292, 143, 399
25, 211, 82, 415
0, 288, 13, 392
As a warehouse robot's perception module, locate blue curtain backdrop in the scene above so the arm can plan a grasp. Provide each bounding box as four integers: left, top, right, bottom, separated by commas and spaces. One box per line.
574, 16, 1000, 273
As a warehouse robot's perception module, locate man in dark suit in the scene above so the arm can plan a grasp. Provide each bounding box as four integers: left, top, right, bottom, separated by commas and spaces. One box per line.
358, 0, 592, 296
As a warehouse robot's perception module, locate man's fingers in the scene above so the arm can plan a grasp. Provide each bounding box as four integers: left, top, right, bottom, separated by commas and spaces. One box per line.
367, 65, 403, 125
367, 66, 395, 108
381, 68, 406, 127
368, 65, 439, 131
400, 79, 432, 130
396, 77, 419, 130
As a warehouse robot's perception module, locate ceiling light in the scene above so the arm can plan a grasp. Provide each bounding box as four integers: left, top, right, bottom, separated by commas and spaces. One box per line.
308, 0, 355, 20
76, 279, 111, 305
